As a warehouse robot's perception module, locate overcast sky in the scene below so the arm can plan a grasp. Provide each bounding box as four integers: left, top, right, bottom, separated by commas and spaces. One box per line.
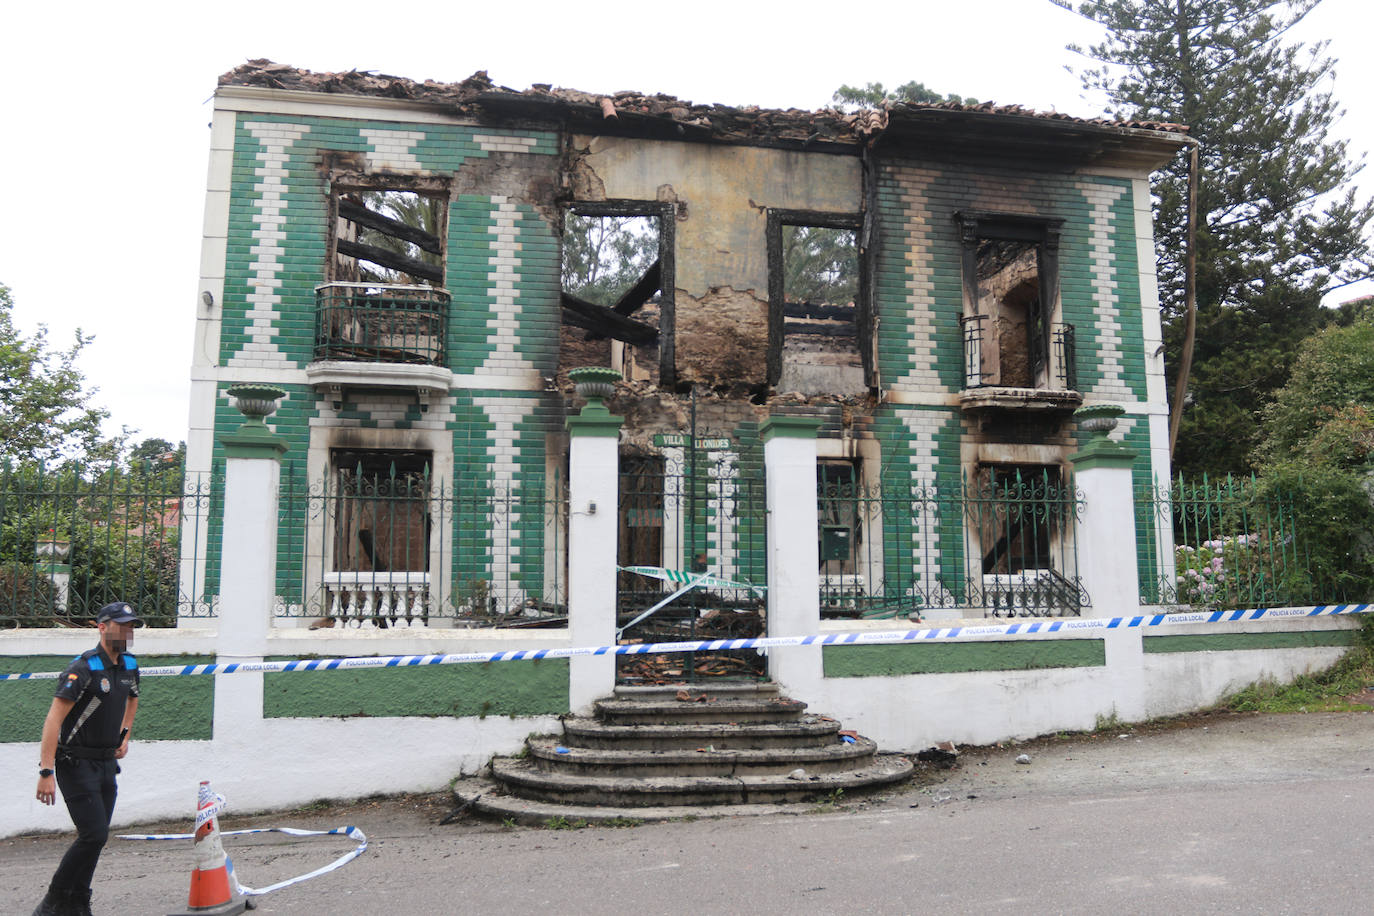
2, 0, 1370, 447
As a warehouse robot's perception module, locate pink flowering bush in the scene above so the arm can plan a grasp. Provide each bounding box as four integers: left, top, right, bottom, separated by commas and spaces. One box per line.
1175, 534, 1266, 609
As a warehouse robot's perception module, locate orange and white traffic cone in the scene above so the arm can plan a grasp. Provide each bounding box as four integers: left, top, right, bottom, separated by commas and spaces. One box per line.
168, 780, 247, 915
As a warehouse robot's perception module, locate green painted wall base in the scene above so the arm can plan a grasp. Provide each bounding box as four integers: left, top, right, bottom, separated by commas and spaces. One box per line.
1144, 630, 1358, 653
0, 656, 215, 743
263, 658, 570, 719
823, 640, 1106, 677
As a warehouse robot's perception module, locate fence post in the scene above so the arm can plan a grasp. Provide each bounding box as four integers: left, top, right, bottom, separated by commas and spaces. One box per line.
214, 386, 288, 735
1069, 405, 1140, 615
762, 416, 822, 693
566, 372, 623, 712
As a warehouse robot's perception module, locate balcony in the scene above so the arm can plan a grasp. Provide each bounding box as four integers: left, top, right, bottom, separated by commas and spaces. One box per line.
959, 315, 1081, 414
307, 283, 452, 396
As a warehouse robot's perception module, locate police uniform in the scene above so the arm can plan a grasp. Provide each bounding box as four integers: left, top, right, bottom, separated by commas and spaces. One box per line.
42, 631, 139, 912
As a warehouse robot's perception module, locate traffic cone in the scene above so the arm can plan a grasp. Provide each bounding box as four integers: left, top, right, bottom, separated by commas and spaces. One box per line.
168, 780, 247, 915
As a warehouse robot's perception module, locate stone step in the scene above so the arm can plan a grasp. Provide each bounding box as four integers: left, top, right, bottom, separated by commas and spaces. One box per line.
561, 715, 842, 750
451, 777, 835, 827
612, 683, 781, 701
593, 695, 807, 726
524, 735, 879, 777
487, 754, 913, 807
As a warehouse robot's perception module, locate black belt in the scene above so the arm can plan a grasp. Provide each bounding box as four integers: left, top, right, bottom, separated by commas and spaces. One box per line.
57, 744, 118, 760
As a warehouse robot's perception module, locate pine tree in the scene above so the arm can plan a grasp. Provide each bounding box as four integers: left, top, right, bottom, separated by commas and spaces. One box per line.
1060, 0, 1373, 476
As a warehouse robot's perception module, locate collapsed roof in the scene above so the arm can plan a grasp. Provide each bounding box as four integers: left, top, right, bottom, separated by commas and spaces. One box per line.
219, 60, 1189, 163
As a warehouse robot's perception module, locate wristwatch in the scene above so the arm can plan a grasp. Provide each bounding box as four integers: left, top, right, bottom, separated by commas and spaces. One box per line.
39, 768, 54, 778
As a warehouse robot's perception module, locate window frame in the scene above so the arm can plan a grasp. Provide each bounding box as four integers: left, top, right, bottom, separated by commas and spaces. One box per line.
766, 209, 869, 389
954, 211, 1064, 391
564, 199, 677, 389
326, 172, 452, 288
329, 447, 435, 575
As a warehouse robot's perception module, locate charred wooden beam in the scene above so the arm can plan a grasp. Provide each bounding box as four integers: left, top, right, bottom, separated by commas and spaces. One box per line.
560, 305, 659, 346
338, 199, 443, 254
612, 259, 662, 316
782, 320, 857, 338
582, 259, 664, 341
783, 300, 856, 321
561, 292, 659, 345
336, 238, 445, 284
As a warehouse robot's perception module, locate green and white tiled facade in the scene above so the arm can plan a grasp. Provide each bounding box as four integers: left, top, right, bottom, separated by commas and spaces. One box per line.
871, 158, 1171, 590
190, 96, 567, 617
190, 88, 1175, 620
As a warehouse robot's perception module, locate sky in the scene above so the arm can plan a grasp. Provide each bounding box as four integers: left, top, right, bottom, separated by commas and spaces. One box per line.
1, 0, 1370, 447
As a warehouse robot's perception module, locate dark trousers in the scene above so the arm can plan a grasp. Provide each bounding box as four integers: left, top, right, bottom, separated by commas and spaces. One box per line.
51, 759, 118, 894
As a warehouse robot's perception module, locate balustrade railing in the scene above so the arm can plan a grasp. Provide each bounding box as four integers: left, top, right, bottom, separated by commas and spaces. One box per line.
314, 282, 449, 366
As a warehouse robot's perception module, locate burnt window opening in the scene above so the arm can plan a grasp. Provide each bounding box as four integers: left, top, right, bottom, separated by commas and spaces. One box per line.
333, 189, 447, 286
973, 464, 1062, 576
618, 455, 666, 583
956, 213, 1073, 392
560, 202, 675, 388
767, 210, 868, 395
818, 460, 861, 574
318, 185, 450, 366
331, 449, 433, 574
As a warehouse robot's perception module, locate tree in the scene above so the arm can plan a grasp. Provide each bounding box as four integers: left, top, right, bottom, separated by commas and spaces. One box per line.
561, 214, 658, 305
355, 190, 445, 285
0, 283, 120, 465
832, 80, 979, 110
1251, 317, 1374, 600
783, 225, 858, 306
1059, 0, 1373, 476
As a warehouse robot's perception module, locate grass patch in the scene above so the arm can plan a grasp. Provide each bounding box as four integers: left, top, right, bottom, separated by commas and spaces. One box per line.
809, 788, 846, 813
1093, 710, 1124, 733
1222, 620, 1374, 714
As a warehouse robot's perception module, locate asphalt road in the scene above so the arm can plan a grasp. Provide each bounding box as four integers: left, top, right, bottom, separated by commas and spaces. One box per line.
4, 710, 1372, 915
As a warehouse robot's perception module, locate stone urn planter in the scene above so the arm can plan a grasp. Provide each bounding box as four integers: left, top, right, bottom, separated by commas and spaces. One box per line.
567, 367, 622, 410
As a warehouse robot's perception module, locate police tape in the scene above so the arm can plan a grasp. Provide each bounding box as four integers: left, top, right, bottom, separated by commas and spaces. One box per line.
118, 824, 368, 896
2, 603, 1369, 682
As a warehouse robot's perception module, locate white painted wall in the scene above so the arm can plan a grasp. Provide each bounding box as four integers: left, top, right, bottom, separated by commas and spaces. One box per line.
0, 612, 1360, 837
804, 614, 1356, 750
0, 626, 568, 839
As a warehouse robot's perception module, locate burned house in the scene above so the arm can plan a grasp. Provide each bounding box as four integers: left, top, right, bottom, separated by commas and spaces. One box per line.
185, 61, 1186, 628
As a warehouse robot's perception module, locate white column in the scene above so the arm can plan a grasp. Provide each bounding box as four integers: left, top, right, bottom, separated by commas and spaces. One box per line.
762, 417, 822, 694
213, 419, 287, 738
1070, 427, 1140, 617
566, 409, 622, 712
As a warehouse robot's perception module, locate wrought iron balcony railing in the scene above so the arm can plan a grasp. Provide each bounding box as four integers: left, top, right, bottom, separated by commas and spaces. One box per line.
960, 315, 1077, 392
314, 282, 449, 366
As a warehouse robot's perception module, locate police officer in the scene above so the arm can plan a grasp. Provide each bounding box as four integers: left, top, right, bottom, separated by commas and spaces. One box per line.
32, 602, 141, 916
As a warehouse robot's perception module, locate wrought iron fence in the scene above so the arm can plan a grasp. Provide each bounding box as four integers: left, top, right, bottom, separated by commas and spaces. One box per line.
314, 282, 449, 366
819, 470, 1086, 619
1136, 474, 1305, 609
0, 463, 215, 628
617, 448, 768, 683
278, 462, 566, 628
